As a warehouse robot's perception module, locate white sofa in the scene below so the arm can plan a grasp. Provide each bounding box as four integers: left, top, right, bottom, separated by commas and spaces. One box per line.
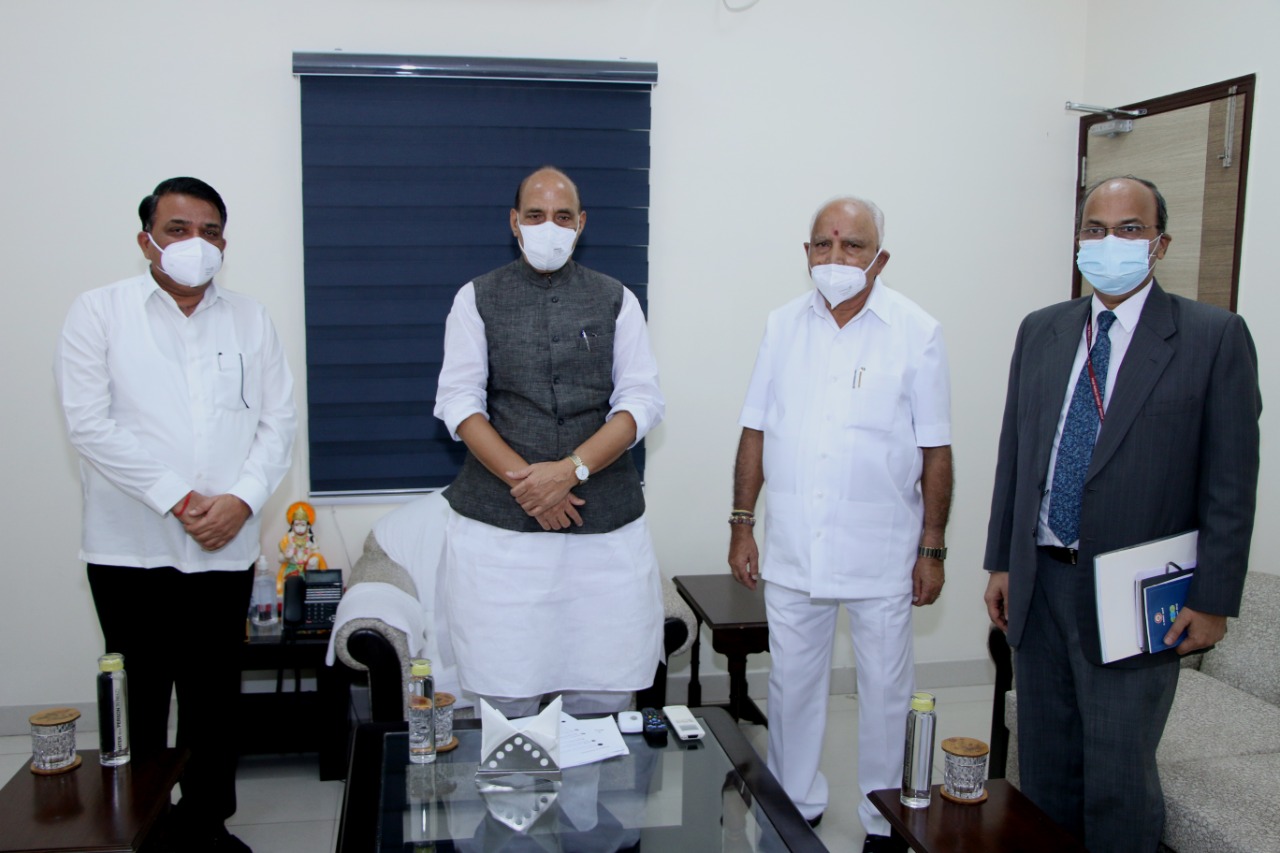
1003, 570, 1280, 852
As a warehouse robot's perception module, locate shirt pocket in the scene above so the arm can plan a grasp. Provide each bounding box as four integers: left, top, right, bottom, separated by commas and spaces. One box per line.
213, 351, 254, 411
847, 369, 904, 432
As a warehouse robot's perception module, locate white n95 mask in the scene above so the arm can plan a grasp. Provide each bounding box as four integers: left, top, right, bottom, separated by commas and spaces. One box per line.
1076, 234, 1160, 295
810, 249, 882, 308
149, 234, 223, 287
518, 221, 579, 272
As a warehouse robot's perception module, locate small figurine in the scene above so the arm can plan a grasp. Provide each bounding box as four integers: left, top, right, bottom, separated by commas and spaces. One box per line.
278, 501, 327, 596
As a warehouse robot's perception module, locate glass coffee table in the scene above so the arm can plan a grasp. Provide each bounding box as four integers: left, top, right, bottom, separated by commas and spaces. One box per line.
338, 706, 826, 852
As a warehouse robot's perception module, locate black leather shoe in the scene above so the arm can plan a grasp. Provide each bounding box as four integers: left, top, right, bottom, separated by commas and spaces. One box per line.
202, 828, 252, 853
806, 812, 823, 828
863, 833, 907, 852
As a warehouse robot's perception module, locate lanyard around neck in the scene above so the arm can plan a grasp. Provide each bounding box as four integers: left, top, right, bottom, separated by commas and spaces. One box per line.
1084, 313, 1107, 422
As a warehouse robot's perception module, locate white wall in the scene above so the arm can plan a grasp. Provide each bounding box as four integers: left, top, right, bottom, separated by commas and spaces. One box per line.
4, 0, 1264, 716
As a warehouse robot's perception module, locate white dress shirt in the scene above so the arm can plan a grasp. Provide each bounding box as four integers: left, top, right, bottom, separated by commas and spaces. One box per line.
740, 281, 951, 599
1037, 284, 1153, 547
433, 282, 664, 444
55, 274, 297, 572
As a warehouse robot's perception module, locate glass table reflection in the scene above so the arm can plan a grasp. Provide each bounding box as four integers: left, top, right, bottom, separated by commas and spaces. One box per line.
338, 707, 825, 853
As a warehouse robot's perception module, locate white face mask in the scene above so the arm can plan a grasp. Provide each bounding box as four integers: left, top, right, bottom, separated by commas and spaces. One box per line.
1076, 234, 1161, 295
148, 234, 223, 287
518, 221, 579, 272
810, 249, 882, 308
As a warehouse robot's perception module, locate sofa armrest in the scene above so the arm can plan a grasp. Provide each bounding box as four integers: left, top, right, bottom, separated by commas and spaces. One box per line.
661, 576, 696, 659
327, 532, 417, 686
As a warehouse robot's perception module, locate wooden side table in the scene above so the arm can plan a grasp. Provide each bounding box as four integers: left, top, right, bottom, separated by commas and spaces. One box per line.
0, 748, 185, 853
240, 622, 353, 780
672, 574, 769, 725
868, 781, 1087, 852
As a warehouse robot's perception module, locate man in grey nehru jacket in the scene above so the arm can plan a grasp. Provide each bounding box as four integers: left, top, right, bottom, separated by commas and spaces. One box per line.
433, 166, 665, 717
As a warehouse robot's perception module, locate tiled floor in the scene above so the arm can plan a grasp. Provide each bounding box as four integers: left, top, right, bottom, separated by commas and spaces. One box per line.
0, 683, 994, 852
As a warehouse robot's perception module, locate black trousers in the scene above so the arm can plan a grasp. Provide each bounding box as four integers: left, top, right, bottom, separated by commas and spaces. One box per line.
1015, 552, 1179, 853
87, 563, 253, 829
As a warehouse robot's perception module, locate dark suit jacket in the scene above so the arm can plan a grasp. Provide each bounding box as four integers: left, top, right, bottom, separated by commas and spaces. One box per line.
984, 282, 1261, 666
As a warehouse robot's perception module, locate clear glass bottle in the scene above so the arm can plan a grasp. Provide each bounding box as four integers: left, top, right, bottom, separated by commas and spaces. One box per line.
408, 658, 436, 764
97, 653, 131, 766
252, 555, 278, 625
900, 691, 936, 808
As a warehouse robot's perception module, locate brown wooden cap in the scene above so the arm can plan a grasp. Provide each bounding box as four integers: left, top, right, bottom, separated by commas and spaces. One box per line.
29, 707, 81, 727
434, 691, 457, 710
941, 736, 989, 757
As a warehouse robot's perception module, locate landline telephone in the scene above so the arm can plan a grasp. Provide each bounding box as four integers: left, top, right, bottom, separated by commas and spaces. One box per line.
282, 569, 343, 634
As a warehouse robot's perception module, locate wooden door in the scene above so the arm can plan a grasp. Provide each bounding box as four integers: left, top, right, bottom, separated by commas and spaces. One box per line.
1074, 75, 1254, 311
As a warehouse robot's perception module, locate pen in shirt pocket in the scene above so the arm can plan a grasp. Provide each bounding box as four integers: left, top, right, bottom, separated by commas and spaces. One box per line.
853, 366, 866, 389
579, 328, 598, 351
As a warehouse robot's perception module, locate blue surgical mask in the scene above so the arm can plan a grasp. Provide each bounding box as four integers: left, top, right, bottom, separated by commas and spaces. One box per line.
1076, 234, 1161, 295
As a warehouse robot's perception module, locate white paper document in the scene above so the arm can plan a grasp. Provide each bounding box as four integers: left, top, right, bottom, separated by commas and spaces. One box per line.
1094, 530, 1197, 663
557, 713, 630, 768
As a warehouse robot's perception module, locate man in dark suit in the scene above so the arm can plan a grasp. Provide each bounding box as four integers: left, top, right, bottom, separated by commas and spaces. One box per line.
983, 176, 1261, 853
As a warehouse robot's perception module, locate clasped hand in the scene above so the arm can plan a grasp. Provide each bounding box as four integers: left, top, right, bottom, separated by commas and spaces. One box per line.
508, 461, 585, 531
174, 492, 251, 551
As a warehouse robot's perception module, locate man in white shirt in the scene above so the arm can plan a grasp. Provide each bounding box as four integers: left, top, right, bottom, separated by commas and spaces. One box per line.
728, 196, 952, 852
433, 167, 664, 717
55, 177, 296, 853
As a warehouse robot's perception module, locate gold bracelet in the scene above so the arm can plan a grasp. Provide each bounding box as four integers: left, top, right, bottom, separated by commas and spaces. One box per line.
728, 515, 756, 526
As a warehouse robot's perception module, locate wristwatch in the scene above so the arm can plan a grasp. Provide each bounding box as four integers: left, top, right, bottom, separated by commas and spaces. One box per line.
568, 453, 590, 484
917, 546, 947, 561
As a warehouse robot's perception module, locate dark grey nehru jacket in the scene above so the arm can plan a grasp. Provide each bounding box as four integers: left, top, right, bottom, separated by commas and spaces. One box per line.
443, 259, 645, 534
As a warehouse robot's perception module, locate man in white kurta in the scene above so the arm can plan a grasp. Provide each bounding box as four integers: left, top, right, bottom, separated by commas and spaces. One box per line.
433, 167, 664, 716
55, 177, 296, 853
728, 197, 952, 852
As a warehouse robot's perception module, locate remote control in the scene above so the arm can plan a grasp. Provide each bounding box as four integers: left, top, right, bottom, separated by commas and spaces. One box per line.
662, 705, 706, 741
640, 707, 668, 746
617, 710, 644, 734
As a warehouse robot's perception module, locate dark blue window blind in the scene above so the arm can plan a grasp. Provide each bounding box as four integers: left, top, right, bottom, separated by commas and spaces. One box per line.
297, 57, 654, 495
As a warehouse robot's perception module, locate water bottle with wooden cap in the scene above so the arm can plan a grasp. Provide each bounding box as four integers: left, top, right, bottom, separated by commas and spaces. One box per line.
900, 691, 936, 808
97, 653, 130, 766
408, 658, 436, 764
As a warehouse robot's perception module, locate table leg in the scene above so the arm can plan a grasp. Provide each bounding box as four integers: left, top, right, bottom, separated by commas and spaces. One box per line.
687, 616, 703, 707
727, 653, 748, 720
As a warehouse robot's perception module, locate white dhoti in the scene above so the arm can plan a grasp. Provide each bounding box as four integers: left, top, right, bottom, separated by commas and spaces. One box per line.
442, 509, 663, 700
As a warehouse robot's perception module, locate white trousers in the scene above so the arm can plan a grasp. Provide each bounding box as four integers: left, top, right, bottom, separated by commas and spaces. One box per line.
764, 580, 914, 837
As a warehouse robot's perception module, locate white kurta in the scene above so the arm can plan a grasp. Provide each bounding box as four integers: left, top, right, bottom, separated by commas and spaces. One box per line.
54, 275, 297, 572
739, 281, 951, 598
433, 274, 665, 698
442, 510, 663, 698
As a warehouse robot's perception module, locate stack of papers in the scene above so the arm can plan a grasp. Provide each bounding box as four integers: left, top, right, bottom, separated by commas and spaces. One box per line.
557, 713, 630, 768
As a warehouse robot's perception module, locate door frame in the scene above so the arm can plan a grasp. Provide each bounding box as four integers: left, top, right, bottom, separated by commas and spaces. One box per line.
1073, 74, 1255, 310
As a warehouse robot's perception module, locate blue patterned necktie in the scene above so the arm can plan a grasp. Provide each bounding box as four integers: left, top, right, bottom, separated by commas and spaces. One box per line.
1047, 310, 1116, 546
